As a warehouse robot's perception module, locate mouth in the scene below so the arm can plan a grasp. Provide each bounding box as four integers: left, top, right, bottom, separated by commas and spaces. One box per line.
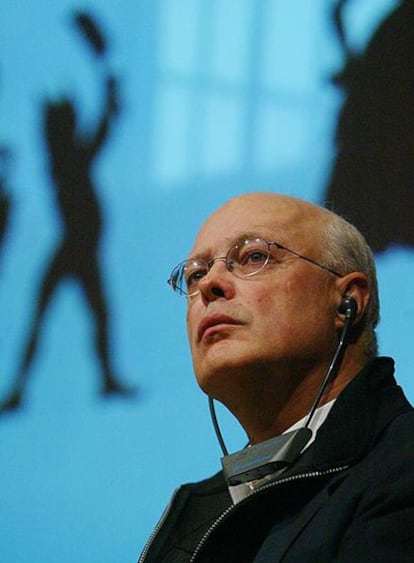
197, 314, 243, 342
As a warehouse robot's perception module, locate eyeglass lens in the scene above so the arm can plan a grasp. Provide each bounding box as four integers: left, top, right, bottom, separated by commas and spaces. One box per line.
172, 237, 272, 295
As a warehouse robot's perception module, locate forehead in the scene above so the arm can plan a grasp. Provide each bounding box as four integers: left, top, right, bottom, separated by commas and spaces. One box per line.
189, 194, 327, 257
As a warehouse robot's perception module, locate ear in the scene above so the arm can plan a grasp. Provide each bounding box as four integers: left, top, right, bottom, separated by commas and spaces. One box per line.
335, 272, 370, 329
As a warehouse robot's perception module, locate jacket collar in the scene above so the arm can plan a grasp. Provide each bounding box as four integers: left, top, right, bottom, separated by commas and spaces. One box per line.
293, 356, 412, 472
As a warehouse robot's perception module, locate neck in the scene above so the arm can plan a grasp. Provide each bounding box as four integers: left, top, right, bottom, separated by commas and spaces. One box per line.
218, 350, 367, 445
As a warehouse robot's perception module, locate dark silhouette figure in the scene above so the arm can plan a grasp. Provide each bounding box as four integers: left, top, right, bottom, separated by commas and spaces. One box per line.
324, 0, 414, 252
0, 13, 135, 413
0, 147, 12, 255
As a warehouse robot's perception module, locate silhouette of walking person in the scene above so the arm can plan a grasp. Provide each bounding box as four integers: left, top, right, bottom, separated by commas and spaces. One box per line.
0, 14, 136, 412
1, 76, 135, 413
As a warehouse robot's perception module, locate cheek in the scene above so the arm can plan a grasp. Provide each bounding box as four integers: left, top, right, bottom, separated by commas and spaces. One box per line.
253, 280, 319, 335
186, 304, 200, 347
186, 310, 194, 341
249, 290, 283, 334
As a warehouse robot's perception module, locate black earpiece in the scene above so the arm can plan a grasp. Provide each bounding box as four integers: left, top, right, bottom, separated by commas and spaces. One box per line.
338, 296, 358, 320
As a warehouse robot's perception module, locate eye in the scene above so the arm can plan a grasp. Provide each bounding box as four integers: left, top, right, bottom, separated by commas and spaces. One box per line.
236, 243, 270, 274
185, 265, 207, 290
238, 244, 269, 266
243, 250, 269, 265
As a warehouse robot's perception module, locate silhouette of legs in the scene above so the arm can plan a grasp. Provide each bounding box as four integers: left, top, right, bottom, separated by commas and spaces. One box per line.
78, 256, 135, 396
0, 241, 135, 414
0, 246, 65, 412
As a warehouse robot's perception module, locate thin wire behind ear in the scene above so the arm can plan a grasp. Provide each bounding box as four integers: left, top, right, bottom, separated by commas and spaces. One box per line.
304, 299, 357, 428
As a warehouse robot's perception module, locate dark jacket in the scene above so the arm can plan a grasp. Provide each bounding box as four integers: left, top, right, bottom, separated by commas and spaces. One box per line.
140, 358, 414, 562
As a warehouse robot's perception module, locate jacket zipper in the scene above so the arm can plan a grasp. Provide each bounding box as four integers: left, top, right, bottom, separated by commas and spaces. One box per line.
138, 487, 182, 563
190, 465, 349, 562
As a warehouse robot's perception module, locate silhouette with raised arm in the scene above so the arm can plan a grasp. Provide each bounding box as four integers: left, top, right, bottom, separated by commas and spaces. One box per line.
0, 12, 135, 413
324, 0, 414, 252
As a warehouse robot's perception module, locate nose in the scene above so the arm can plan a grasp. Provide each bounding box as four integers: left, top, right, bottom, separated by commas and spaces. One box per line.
198, 258, 235, 302
206, 256, 227, 270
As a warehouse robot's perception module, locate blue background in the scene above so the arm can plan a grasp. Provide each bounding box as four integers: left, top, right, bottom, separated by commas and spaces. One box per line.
1, 1, 412, 561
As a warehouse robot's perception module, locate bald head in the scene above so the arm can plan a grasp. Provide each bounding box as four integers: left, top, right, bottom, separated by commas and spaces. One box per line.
193, 192, 333, 261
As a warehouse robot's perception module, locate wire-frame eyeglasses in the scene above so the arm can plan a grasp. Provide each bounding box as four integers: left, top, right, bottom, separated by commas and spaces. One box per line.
168, 236, 343, 297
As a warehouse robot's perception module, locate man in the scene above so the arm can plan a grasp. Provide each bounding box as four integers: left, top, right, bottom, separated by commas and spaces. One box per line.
140, 192, 414, 562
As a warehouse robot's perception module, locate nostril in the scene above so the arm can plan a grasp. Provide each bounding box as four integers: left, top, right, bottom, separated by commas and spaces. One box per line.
211, 287, 225, 297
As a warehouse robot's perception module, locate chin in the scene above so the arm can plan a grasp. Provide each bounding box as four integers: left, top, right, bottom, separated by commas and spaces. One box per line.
193, 353, 258, 399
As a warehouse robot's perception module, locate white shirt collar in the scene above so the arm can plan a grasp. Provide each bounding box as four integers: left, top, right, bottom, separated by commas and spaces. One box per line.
229, 399, 336, 504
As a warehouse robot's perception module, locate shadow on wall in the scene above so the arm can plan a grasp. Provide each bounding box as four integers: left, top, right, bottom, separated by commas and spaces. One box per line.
324, 0, 414, 253
0, 11, 136, 415
0, 146, 12, 256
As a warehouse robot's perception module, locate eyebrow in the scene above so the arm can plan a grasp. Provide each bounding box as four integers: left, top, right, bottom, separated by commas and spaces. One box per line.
188, 232, 265, 261
235, 232, 264, 242
187, 233, 249, 260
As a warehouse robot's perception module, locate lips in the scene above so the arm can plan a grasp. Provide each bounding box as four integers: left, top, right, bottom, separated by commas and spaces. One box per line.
197, 314, 243, 342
